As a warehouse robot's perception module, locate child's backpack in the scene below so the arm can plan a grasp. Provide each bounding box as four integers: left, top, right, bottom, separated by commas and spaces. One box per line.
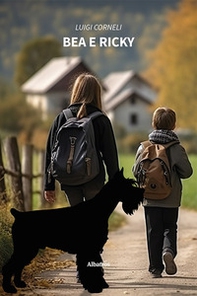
50, 109, 102, 185
136, 141, 176, 200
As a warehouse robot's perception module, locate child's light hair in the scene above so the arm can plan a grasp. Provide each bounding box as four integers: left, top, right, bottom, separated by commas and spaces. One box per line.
70, 73, 102, 118
152, 107, 176, 130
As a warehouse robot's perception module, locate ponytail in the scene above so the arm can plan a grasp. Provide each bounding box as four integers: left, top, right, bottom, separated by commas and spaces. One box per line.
77, 102, 87, 119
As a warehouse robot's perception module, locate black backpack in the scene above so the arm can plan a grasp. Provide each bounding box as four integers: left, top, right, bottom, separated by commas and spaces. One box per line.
50, 109, 102, 185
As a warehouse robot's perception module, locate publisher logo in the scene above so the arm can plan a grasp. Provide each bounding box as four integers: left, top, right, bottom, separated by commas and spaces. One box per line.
87, 261, 110, 267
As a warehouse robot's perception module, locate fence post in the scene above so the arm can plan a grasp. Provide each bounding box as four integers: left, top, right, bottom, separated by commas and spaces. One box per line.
22, 144, 33, 211
0, 139, 7, 203
37, 149, 47, 207
2, 136, 25, 211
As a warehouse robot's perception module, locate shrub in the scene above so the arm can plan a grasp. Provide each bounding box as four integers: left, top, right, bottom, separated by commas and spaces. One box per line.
178, 132, 197, 154
0, 204, 14, 272
117, 132, 147, 153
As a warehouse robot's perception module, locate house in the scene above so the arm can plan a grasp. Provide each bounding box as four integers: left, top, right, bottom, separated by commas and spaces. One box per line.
21, 56, 100, 119
103, 70, 156, 133
21, 56, 156, 133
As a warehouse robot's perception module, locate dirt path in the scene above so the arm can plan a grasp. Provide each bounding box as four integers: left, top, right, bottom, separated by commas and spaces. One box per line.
11, 205, 197, 295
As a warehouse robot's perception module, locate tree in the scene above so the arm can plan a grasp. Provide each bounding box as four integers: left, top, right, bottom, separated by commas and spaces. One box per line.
144, 0, 197, 131
0, 92, 42, 142
15, 36, 63, 86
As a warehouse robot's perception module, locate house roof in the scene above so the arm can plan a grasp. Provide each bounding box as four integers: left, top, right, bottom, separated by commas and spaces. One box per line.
21, 56, 86, 94
103, 70, 134, 102
103, 70, 156, 111
104, 87, 155, 112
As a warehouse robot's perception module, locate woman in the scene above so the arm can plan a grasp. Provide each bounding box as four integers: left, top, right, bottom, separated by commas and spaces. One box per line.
44, 73, 119, 206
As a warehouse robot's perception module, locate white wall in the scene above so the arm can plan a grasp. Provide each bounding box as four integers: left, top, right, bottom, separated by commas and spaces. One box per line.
112, 99, 152, 133
26, 91, 70, 120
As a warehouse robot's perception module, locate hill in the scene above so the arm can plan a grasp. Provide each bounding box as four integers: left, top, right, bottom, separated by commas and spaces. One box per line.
0, 0, 180, 82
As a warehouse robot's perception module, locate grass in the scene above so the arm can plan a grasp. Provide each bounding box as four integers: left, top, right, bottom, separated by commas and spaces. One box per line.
119, 153, 197, 211
109, 211, 126, 231
181, 155, 197, 209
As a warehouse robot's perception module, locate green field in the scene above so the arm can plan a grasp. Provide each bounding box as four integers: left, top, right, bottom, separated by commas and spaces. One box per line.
119, 154, 197, 211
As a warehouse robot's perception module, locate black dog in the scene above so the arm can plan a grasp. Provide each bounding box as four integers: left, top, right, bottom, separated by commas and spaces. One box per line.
2, 168, 144, 294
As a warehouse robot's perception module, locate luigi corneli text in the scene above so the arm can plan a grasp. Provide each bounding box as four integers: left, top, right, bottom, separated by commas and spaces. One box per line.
75, 23, 122, 31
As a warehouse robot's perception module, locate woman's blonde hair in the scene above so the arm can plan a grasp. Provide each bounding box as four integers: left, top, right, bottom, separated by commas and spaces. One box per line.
152, 107, 176, 130
70, 73, 102, 118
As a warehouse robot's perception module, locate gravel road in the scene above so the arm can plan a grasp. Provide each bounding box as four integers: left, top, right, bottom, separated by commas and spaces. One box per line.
5, 205, 197, 296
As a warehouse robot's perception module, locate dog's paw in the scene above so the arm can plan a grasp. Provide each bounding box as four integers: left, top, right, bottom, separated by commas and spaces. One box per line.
86, 280, 109, 293
2, 283, 17, 294
14, 279, 26, 288
87, 287, 103, 293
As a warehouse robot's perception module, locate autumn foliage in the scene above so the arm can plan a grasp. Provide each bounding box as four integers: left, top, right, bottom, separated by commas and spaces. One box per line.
145, 0, 197, 131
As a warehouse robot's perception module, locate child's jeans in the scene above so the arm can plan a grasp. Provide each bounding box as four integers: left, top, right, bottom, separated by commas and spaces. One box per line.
144, 206, 179, 273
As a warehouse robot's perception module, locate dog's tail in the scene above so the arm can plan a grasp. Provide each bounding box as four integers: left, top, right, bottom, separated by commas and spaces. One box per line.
10, 208, 21, 218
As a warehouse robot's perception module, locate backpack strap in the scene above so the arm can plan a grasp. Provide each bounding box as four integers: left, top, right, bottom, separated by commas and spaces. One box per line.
162, 141, 178, 149
63, 108, 74, 120
63, 109, 103, 121
142, 140, 151, 147
67, 136, 76, 174
141, 140, 178, 149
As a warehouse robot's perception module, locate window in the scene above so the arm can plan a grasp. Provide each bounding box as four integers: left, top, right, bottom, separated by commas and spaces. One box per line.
130, 113, 138, 125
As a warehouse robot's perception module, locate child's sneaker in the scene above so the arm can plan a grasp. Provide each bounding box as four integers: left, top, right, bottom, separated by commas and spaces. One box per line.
163, 252, 177, 275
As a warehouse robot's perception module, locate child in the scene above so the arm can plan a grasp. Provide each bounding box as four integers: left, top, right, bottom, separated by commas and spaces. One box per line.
132, 107, 193, 278
44, 73, 119, 206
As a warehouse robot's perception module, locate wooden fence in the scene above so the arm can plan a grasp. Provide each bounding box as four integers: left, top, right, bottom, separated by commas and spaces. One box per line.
0, 136, 46, 211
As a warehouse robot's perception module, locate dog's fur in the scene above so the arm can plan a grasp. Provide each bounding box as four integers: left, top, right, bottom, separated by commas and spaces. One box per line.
2, 168, 144, 294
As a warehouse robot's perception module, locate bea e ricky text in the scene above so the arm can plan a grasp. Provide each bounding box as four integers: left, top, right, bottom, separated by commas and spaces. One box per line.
62, 36, 135, 48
